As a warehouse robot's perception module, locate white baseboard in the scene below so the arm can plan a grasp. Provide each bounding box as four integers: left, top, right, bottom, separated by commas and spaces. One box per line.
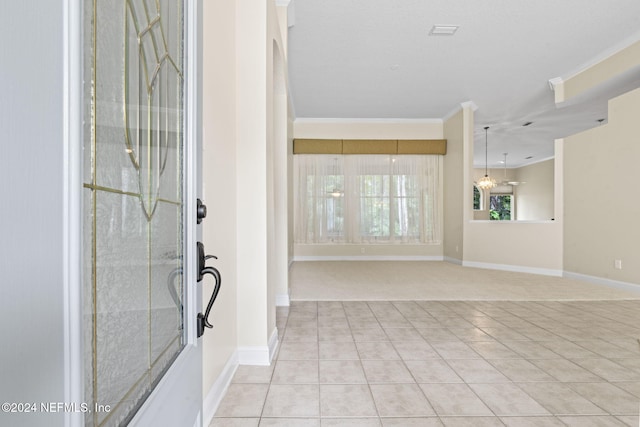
293, 255, 444, 262
276, 292, 290, 307
202, 329, 280, 423
268, 327, 279, 363
203, 350, 239, 427
444, 256, 463, 265
563, 271, 640, 295
237, 328, 280, 366
463, 261, 563, 277
237, 345, 271, 366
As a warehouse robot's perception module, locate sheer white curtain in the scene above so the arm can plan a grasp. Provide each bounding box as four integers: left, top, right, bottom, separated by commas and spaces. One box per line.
344, 155, 391, 243
293, 155, 345, 243
294, 154, 441, 244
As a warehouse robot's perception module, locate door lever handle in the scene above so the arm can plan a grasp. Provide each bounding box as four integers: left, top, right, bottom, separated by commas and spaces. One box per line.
196, 242, 222, 338
197, 265, 222, 338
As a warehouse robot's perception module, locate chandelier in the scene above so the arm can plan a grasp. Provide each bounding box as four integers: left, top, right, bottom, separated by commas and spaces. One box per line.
477, 126, 496, 190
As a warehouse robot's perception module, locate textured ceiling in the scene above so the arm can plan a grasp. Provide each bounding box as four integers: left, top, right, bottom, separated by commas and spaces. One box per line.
287, 0, 640, 167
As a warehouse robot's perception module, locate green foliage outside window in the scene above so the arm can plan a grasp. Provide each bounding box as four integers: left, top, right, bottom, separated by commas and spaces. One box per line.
473, 186, 481, 210
490, 195, 512, 220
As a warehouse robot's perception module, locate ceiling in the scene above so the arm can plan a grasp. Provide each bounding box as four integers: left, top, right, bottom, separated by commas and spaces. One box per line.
286, 0, 640, 168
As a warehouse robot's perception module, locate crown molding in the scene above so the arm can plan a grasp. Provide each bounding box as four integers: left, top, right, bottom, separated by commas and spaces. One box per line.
556, 30, 640, 82
441, 101, 478, 122
460, 101, 479, 111
275, 0, 295, 27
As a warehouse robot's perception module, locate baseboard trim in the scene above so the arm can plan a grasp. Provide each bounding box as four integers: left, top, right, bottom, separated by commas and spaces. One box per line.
268, 327, 279, 363
444, 256, 463, 265
563, 271, 640, 295
237, 345, 271, 365
276, 292, 290, 307
463, 261, 563, 277
293, 255, 444, 262
203, 350, 239, 427
237, 328, 280, 366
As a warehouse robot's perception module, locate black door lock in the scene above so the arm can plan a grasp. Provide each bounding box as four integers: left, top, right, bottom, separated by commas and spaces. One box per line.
197, 199, 207, 224
196, 242, 221, 338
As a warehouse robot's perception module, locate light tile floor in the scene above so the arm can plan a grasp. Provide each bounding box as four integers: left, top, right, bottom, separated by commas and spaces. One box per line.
212, 300, 640, 426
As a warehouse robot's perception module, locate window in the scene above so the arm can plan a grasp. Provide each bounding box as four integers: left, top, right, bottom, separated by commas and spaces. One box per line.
304, 170, 344, 241
294, 155, 441, 244
490, 194, 512, 220
473, 185, 481, 210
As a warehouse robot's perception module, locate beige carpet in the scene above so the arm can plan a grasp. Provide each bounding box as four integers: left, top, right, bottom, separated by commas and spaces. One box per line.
290, 261, 640, 301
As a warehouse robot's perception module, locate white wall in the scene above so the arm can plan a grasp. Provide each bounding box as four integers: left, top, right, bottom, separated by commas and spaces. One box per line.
551, 37, 640, 285
202, 0, 239, 403
464, 220, 563, 275
443, 108, 466, 262
0, 2, 74, 426
563, 88, 640, 285
515, 159, 555, 221
271, 60, 290, 304
235, 0, 269, 352
266, 1, 290, 331
201, 1, 290, 422
294, 119, 443, 140
204, 0, 287, 358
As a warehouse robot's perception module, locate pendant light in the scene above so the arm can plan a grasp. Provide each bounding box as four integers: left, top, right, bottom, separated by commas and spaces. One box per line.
327, 156, 343, 197
499, 153, 510, 185
499, 153, 524, 186
477, 126, 497, 190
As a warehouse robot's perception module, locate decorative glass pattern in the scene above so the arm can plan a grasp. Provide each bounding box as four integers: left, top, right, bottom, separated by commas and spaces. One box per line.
83, 0, 185, 425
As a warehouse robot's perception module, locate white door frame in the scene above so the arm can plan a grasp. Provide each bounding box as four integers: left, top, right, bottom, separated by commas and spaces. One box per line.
62, 0, 85, 425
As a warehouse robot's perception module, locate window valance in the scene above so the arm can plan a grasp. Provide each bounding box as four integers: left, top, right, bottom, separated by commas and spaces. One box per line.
293, 139, 447, 155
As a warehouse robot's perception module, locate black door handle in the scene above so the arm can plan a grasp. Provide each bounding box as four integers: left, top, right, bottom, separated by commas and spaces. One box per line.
197, 266, 222, 338
196, 242, 222, 338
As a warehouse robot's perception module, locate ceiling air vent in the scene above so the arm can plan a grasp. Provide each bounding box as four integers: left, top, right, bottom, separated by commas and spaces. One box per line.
429, 25, 459, 36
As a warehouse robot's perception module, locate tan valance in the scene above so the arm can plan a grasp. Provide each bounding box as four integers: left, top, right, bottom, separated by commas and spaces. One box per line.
343, 139, 397, 154
293, 138, 446, 155
292, 139, 343, 154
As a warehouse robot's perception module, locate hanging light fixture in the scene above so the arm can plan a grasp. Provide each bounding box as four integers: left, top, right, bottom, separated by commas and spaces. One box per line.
499, 152, 524, 186
477, 126, 497, 190
327, 156, 343, 197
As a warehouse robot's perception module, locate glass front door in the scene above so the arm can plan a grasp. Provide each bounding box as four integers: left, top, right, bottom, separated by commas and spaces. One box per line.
82, 1, 200, 425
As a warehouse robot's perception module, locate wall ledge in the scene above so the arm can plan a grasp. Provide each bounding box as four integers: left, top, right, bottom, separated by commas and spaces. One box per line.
203, 350, 239, 427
